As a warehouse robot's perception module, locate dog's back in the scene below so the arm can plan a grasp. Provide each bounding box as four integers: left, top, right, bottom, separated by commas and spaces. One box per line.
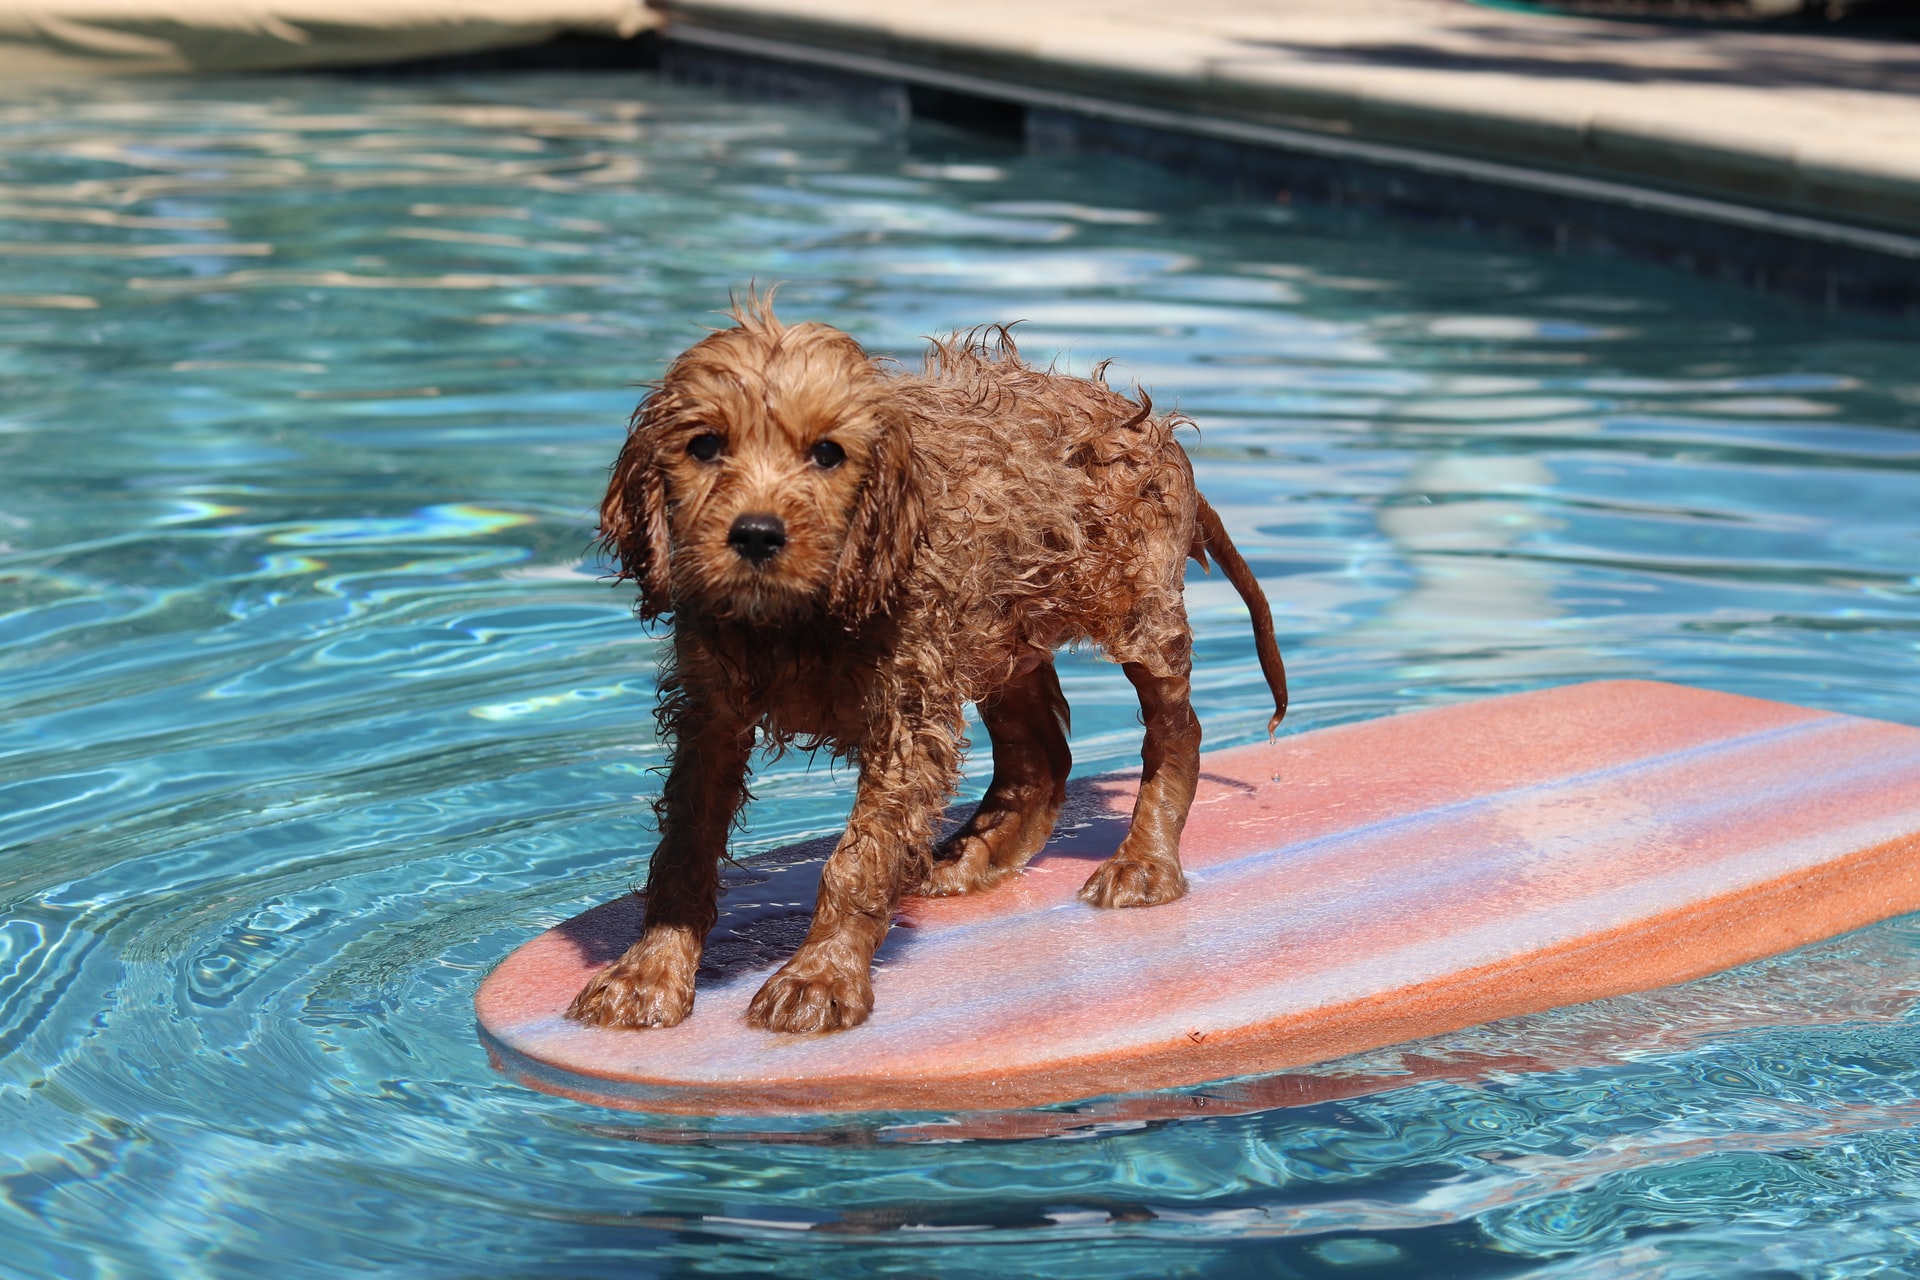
896, 330, 1199, 685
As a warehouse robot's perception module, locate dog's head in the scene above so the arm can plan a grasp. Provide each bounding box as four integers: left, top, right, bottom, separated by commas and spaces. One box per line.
601, 299, 923, 628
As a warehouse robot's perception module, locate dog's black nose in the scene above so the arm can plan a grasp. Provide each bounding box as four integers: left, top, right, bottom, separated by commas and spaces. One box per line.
727, 513, 787, 565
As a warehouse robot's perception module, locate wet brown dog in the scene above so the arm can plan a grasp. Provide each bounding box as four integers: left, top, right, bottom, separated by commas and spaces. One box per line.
567, 297, 1289, 1034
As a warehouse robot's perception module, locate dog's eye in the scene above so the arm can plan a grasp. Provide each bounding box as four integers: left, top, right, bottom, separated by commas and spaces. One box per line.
686, 433, 723, 462
809, 439, 846, 469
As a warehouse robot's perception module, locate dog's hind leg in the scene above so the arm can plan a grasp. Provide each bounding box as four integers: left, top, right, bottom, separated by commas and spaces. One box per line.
567, 709, 754, 1029
1079, 660, 1198, 908
921, 656, 1072, 896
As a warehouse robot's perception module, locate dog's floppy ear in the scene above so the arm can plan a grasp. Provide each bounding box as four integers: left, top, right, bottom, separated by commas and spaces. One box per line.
600, 396, 675, 621
829, 406, 924, 628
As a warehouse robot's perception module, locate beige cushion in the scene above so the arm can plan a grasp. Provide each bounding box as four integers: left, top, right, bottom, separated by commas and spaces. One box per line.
0, 0, 656, 78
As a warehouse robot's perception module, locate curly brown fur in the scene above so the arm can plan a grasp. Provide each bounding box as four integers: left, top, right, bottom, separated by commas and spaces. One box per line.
567, 294, 1288, 1035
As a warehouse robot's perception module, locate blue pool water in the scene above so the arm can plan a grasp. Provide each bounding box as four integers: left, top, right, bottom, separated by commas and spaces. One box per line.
3, 70, 1920, 1278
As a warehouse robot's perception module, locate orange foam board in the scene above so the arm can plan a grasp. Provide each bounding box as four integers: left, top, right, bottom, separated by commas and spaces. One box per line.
476, 680, 1920, 1115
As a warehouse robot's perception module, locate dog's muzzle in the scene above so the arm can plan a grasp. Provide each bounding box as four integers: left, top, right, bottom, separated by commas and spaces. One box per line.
727, 513, 787, 566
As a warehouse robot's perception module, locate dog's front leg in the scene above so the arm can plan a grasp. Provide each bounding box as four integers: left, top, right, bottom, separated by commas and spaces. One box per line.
567, 707, 754, 1029
747, 725, 956, 1033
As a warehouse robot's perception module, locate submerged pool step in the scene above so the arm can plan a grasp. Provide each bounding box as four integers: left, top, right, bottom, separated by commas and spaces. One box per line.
476, 679, 1920, 1114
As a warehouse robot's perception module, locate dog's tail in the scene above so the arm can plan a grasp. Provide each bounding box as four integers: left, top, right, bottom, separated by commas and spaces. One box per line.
1192, 494, 1289, 735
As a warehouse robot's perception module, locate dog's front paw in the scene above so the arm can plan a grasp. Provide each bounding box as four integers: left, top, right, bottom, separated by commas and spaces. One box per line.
1078, 856, 1188, 909
566, 937, 697, 1029
746, 954, 873, 1033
